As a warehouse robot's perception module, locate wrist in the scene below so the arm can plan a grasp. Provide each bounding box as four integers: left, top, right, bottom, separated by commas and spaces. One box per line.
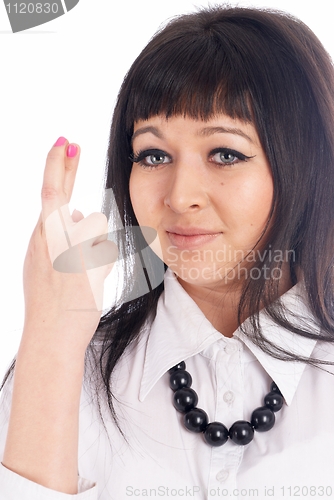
19, 323, 88, 364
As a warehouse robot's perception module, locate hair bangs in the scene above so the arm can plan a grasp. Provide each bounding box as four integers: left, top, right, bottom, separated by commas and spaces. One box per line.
124, 33, 253, 132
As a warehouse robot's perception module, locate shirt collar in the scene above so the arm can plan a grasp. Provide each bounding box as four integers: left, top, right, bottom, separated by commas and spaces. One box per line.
139, 269, 320, 405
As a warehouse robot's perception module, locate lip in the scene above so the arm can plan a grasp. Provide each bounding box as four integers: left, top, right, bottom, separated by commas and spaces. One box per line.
166, 227, 222, 249
166, 226, 221, 236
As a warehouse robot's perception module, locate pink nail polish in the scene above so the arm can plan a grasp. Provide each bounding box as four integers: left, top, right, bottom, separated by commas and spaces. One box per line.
54, 136, 67, 147
67, 145, 78, 158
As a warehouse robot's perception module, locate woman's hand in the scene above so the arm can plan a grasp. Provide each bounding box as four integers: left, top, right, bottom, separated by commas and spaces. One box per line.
22, 137, 117, 351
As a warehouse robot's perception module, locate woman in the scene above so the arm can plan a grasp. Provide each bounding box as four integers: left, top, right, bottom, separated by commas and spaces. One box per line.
1, 5, 334, 499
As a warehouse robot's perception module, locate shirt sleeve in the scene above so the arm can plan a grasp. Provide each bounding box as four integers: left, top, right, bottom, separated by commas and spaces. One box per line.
0, 361, 98, 500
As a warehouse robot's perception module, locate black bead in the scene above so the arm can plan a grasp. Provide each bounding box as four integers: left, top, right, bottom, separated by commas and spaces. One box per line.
264, 391, 284, 412
251, 406, 275, 432
173, 388, 198, 413
168, 363, 283, 447
271, 381, 282, 396
184, 408, 208, 433
169, 370, 192, 391
204, 422, 229, 447
168, 362, 186, 374
229, 420, 254, 445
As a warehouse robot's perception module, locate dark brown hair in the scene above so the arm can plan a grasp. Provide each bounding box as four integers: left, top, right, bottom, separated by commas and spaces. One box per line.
3, 5, 334, 429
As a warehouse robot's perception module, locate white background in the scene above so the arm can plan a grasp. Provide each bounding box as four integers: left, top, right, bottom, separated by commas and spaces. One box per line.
0, 0, 333, 377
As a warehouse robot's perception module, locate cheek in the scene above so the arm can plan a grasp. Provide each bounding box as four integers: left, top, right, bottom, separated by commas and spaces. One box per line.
129, 172, 137, 206
255, 172, 274, 217
222, 171, 273, 230
129, 171, 165, 260
129, 171, 161, 226
246, 178, 273, 218
129, 175, 145, 225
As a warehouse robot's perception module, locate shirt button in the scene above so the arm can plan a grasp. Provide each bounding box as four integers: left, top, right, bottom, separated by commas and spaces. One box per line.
223, 391, 235, 403
216, 469, 229, 483
224, 343, 238, 354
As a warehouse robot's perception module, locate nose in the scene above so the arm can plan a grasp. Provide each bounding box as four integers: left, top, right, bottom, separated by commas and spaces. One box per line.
164, 157, 209, 214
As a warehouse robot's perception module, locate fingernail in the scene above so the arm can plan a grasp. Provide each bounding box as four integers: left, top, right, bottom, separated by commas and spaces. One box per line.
54, 136, 67, 147
67, 144, 78, 158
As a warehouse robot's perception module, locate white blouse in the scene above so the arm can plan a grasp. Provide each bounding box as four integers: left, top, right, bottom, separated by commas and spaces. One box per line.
1, 268, 334, 499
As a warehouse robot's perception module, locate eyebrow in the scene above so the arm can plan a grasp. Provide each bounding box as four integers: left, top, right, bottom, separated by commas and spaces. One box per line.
131, 125, 254, 144
197, 126, 254, 144
131, 126, 164, 145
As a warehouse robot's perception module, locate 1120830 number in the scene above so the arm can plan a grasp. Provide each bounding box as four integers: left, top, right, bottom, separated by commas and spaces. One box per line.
5, 3, 59, 14
281, 486, 333, 496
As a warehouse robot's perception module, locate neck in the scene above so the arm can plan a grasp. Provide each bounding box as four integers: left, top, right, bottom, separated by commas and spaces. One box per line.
176, 269, 294, 337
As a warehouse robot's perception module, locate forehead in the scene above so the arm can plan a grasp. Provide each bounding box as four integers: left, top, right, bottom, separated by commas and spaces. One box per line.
132, 114, 259, 146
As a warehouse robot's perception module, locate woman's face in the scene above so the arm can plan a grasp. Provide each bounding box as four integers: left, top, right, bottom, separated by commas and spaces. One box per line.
129, 114, 273, 288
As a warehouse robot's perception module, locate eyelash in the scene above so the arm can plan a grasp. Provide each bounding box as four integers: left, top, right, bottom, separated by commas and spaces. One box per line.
129, 148, 254, 168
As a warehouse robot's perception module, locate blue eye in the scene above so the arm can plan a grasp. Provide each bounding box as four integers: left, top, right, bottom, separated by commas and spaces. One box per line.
210, 148, 254, 166
215, 151, 238, 164
130, 147, 254, 168
130, 149, 171, 167
147, 153, 169, 165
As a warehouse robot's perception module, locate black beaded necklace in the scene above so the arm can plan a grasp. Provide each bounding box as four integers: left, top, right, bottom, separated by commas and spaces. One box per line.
168, 361, 284, 446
